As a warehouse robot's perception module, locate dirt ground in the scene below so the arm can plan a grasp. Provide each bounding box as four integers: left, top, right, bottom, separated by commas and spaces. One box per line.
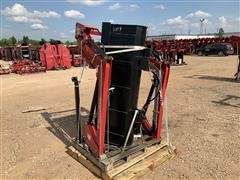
1, 55, 240, 180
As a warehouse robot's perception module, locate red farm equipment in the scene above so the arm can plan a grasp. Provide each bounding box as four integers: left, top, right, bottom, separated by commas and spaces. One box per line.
0, 47, 3, 59
230, 36, 240, 54
11, 59, 46, 75
68, 45, 85, 67
1, 45, 41, 62
230, 36, 240, 81
68, 22, 176, 177
1, 47, 15, 61
16, 45, 41, 62
2, 45, 45, 75
40, 42, 71, 70
146, 40, 186, 65
147, 36, 239, 56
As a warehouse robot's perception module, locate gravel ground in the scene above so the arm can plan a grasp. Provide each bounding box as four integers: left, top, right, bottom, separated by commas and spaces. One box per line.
1, 55, 239, 179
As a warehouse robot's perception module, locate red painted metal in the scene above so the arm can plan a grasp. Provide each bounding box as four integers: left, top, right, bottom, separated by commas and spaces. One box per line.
71, 55, 85, 67
230, 36, 240, 52
149, 36, 240, 55
71, 56, 80, 66
58, 44, 71, 68
82, 61, 112, 156
155, 64, 170, 139
75, 23, 102, 37
11, 59, 46, 75
68, 45, 85, 67
84, 124, 99, 156
40, 44, 57, 69
98, 61, 112, 155
75, 23, 104, 69
142, 118, 153, 133
76, 22, 112, 156
40, 43, 71, 70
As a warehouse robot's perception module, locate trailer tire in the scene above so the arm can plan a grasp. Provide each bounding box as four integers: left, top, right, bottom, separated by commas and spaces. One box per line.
198, 51, 203, 56
218, 51, 224, 56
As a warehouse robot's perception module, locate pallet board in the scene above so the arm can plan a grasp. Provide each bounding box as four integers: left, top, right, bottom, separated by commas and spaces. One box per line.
67, 143, 177, 180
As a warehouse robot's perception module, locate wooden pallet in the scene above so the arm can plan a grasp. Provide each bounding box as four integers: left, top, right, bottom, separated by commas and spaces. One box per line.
67, 143, 177, 180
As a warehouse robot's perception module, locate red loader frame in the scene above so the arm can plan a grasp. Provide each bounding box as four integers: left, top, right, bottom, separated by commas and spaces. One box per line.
72, 22, 171, 171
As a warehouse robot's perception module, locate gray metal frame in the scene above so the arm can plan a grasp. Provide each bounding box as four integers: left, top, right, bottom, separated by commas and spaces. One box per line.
72, 137, 161, 172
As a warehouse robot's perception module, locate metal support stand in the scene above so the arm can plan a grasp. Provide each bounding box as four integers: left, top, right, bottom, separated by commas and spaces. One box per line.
72, 76, 82, 143
122, 110, 139, 153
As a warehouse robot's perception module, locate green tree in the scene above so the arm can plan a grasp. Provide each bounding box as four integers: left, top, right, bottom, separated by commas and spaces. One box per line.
9, 36, 17, 46
65, 40, 70, 46
39, 38, 46, 45
49, 39, 61, 44
218, 28, 224, 38
29, 39, 40, 46
22, 35, 29, 45
0, 38, 10, 47
69, 41, 77, 45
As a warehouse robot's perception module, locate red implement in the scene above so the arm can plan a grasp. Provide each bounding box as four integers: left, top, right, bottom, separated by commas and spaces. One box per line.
40, 43, 71, 70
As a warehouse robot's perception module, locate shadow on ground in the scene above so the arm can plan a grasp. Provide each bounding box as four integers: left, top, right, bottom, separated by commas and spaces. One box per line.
185, 74, 236, 82
41, 107, 89, 146
212, 95, 240, 108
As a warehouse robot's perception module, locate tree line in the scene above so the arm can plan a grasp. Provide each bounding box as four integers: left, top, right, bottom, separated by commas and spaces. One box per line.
0, 36, 76, 47
0, 28, 225, 47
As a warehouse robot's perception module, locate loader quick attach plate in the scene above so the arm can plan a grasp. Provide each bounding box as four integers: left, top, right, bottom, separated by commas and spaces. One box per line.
67, 142, 176, 180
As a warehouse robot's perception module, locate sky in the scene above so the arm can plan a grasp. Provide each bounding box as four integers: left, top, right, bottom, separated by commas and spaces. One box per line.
0, 0, 239, 41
